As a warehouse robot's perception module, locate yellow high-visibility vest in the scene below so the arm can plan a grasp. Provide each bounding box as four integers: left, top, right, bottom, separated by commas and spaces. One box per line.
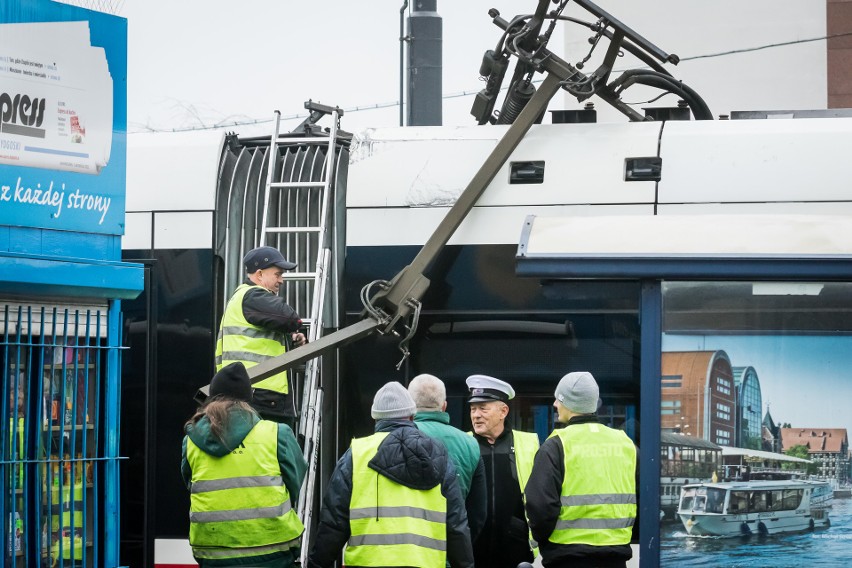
187, 420, 303, 559
549, 423, 636, 546
345, 432, 448, 568
215, 284, 289, 393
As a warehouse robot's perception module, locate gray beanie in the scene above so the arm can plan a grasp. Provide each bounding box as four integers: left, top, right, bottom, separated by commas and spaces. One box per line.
371, 381, 417, 420
555, 371, 600, 414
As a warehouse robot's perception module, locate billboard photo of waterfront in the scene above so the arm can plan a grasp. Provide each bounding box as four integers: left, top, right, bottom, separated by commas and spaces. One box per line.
659, 333, 852, 567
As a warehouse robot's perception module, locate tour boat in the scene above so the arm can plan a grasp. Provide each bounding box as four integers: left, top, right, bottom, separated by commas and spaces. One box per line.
678, 479, 831, 537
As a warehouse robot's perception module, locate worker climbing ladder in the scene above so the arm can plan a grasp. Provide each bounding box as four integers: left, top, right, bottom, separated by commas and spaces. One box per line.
258, 102, 344, 561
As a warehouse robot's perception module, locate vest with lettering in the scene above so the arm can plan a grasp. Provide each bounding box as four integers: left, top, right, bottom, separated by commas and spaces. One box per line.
549, 422, 636, 547
215, 284, 288, 393
345, 432, 448, 568
186, 420, 303, 559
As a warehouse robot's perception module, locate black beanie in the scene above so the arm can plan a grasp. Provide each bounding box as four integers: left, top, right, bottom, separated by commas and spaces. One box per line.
209, 362, 252, 402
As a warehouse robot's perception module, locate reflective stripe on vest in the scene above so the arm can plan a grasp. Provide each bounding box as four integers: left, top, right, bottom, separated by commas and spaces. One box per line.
549, 423, 636, 547
187, 420, 303, 557
215, 284, 288, 393
345, 432, 447, 568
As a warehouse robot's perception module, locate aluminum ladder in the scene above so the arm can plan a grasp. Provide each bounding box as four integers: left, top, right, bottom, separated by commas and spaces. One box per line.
259, 103, 342, 562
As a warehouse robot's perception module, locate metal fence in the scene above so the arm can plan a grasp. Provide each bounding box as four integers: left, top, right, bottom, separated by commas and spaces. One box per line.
1, 303, 119, 567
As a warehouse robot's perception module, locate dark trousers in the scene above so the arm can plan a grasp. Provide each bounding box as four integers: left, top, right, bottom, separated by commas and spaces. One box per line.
544, 557, 628, 568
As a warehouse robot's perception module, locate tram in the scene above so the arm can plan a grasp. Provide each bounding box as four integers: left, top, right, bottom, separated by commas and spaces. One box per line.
119, 109, 852, 566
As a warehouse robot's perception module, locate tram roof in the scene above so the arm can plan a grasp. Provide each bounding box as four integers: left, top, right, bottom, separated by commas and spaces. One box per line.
516, 214, 852, 280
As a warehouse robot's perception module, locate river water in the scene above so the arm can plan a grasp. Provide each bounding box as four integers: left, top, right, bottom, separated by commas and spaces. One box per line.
660, 495, 852, 567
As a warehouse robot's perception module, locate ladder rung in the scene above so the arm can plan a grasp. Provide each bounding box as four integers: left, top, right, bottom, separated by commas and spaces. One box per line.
274, 136, 334, 145
265, 227, 322, 234
283, 272, 318, 280
270, 181, 326, 189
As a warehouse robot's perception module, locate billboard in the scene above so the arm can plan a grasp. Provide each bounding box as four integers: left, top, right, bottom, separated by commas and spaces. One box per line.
0, 1, 126, 235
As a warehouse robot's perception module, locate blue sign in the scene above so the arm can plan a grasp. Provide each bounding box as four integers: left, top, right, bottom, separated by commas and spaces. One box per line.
0, 1, 127, 235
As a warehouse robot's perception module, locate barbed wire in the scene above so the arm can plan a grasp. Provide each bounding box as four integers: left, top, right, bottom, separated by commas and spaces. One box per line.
129, 31, 850, 135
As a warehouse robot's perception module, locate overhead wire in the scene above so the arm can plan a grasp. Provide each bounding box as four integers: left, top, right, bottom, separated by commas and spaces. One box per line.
130, 30, 852, 134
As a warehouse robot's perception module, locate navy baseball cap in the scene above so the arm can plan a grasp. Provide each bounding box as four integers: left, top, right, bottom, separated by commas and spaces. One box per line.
243, 246, 297, 272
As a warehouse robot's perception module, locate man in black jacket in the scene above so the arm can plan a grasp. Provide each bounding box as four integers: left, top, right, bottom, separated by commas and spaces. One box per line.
525, 372, 637, 568
467, 374, 539, 568
215, 246, 306, 426
307, 382, 474, 568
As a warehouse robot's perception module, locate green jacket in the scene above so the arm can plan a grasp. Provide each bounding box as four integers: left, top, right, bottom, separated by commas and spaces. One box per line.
414, 412, 480, 496
181, 407, 307, 567
181, 408, 305, 504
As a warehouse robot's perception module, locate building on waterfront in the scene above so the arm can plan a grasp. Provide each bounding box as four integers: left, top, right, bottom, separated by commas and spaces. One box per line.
661, 351, 737, 446
659, 432, 722, 519
762, 408, 782, 453
732, 366, 763, 449
780, 428, 850, 485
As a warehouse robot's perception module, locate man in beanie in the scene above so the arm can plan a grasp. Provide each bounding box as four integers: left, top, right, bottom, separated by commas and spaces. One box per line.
408, 373, 487, 542
215, 246, 307, 426
307, 382, 474, 568
466, 374, 540, 568
181, 362, 307, 567
525, 372, 637, 568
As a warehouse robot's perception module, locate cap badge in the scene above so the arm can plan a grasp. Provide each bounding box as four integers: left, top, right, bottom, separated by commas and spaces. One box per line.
472, 388, 484, 395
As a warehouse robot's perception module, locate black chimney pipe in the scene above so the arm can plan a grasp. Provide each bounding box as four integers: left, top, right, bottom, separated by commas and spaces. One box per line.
407, 0, 442, 126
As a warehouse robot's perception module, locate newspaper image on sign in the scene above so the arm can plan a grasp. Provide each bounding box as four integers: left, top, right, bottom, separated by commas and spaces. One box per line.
0, 16, 126, 236
0, 21, 113, 175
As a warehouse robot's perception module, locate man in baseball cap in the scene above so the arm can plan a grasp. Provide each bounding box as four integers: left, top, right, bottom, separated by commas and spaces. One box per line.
214, 246, 306, 427
243, 245, 297, 272
466, 374, 539, 567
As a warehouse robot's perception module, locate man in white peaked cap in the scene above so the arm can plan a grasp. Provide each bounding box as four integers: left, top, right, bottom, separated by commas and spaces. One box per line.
466, 374, 540, 567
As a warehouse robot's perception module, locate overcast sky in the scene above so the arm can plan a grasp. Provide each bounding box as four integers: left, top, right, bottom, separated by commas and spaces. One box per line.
123, 1, 519, 135
119, 0, 827, 137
